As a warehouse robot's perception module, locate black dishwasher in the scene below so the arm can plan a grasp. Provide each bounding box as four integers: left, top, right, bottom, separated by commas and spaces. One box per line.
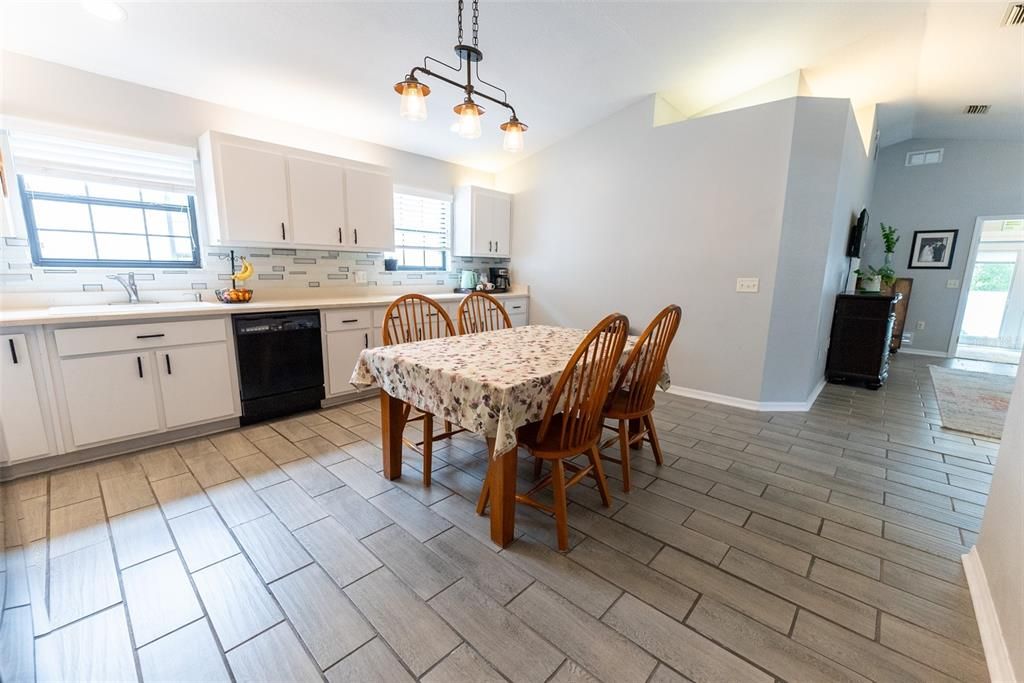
233, 310, 325, 424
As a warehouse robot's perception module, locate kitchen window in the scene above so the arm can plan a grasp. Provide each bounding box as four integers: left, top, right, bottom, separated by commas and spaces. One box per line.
392, 190, 451, 271
9, 130, 201, 268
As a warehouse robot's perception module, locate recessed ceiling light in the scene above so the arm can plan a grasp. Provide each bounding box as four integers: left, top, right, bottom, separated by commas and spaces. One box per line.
81, 0, 127, 22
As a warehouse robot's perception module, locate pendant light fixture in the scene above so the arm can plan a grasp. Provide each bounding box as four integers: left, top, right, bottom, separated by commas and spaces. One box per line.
393, 0, 528, 151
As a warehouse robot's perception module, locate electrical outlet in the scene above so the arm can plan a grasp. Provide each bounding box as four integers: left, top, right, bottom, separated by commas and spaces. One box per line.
736, 277, 759, 293
946, 279, 960, 288
916, 320, 926, 330
354, 271, 368, 284
902, 332, 914, 344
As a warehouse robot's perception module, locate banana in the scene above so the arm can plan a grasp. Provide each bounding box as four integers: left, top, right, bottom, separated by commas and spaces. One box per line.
233, 257, 254, 282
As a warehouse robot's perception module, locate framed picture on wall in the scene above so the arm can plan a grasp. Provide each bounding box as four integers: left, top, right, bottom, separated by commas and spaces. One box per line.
907, 229, 958, 269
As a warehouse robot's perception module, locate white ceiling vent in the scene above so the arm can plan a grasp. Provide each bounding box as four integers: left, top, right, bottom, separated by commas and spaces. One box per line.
1002, 3, 1024, 26
906, 148, 944, 167
963, 104, 991, 115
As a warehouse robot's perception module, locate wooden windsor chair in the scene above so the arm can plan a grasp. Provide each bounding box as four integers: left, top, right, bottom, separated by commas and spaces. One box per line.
381, 294, 464, 485
456, 291, 513, 334
477, 313, 630, 550
598, 304, 682, 491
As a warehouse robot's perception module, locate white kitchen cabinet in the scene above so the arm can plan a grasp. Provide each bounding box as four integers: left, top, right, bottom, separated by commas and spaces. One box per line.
158, 343, 236, 429
505, 297, 529, 326
325, 329, 370, 397
344, 167, 395, 251
61, 351, 162, 447
215, 141, 290, 244
0, 333, 52, 462
453, 186, 512, 258
288, 156, 348, 248
200, 131, 394, 251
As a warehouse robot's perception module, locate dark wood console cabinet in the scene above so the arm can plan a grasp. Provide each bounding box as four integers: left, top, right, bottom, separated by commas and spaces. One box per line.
825, 293, 902, 389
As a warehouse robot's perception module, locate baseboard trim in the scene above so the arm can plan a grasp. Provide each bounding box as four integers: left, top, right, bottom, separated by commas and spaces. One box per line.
898, 347, 950, 358
666, 377, 825, 413
962, 546, 1017, 683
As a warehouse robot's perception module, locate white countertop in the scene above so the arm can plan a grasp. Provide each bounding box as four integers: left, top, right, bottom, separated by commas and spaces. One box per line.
0, 288, 529, 327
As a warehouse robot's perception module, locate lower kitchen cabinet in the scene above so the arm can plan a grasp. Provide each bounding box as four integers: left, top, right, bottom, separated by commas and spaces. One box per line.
158, 342, 236, 428
0, 332, 53, 462
61, 351, 162, 447
326, 328, 370, 396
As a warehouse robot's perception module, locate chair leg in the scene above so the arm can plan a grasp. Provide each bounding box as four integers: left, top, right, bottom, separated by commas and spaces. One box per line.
588, 446, 611, 507
476, 471, 490, 515
550, 459, 569, 551
643, 413, 664, 466
617, 420, 632, 492
422, 413, 433, 486
533, 456, 543, 479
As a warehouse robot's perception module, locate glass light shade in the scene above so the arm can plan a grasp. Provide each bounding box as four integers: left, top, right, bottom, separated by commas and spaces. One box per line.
502, 122, 525, 152
454, 101, 484, 140
399, 83, 428, 121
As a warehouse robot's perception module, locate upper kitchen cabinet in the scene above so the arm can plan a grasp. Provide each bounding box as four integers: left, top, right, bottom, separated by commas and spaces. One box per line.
453, 186, 512, 258
199, 131, 394, 251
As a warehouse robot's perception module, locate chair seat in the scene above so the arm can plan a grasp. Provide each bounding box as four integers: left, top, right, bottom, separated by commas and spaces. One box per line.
603, 389, 655, 419
517, 413, 600, 458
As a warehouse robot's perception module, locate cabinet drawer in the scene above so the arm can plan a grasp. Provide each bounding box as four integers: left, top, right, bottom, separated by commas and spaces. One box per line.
324, 308, 372, 332
504, 298, 528, 315
55, 318, 228, 357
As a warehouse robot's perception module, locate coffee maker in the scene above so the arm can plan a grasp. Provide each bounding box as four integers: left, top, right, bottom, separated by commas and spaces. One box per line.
489, 267, 510, 291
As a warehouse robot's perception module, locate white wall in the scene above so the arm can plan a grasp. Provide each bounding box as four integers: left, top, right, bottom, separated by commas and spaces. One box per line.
867, 137, 1024, 353
973, 368, 1024, 679
498, 95, 803, 402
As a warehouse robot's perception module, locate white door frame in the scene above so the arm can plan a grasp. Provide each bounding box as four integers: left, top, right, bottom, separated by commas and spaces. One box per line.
947, 214, 1024, 356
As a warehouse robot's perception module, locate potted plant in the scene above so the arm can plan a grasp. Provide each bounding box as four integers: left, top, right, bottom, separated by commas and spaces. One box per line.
880, 222, 900, 269
855, 265, 896, 293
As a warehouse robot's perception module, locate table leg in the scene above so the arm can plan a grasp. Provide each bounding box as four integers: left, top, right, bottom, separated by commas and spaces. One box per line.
629, 418, 644, 451
487, 437, 517, 547
380, 390, 407, 480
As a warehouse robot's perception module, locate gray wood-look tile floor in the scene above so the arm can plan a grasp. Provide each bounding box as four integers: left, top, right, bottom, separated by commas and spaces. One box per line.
0, 354, 1005, 682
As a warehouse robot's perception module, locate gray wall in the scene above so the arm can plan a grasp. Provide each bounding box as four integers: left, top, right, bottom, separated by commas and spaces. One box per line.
497, 95, 799, 402
761, 100, 874, 402
866, 138, 1024, 353
975, 367, 1024, 679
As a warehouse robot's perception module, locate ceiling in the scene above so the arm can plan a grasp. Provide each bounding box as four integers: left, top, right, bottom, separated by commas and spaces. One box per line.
2, 2, 1021, 172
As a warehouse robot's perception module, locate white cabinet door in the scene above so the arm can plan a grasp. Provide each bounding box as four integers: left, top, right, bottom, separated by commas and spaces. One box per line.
489, 192, 512, 257
218, 143, 290, 244
158, 343, 236, 429
326, 329, 370, 396
470, 191, 495, 256
288, 156, 347, 248
464, 188, 511, 257
0, 334, 51, 461
344, 167, 394, 251
61, 352, 161, 447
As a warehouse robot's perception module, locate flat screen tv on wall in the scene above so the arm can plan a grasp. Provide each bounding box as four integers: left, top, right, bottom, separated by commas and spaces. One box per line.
846, 209, 868, 258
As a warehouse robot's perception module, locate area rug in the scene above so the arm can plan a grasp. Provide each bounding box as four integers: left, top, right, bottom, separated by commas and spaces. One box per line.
929, 366, 1015, 439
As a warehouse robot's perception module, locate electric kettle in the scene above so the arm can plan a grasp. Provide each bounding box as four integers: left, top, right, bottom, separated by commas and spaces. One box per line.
460, 270, 478, 289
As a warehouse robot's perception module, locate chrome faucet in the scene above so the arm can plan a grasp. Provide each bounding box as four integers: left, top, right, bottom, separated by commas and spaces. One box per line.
108, 272, 141, 303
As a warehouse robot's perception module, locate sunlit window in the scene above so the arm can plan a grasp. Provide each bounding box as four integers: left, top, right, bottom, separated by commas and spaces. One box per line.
392, 191, 450, 271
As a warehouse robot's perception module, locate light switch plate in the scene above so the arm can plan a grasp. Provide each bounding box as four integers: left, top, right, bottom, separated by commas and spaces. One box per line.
736, 277, 759, 293
916, 320, 926, 330
946, 279, 960, 288
355, 271, 368, 284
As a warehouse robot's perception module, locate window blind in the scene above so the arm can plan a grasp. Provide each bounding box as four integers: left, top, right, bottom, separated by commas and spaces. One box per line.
8, 131, 197, 193
393, 191, 451, 249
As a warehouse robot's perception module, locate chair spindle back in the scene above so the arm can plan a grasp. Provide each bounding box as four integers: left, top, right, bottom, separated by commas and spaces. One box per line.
612, 305, 682, 414
457, 291, 513, 334
382, 294, 456, 345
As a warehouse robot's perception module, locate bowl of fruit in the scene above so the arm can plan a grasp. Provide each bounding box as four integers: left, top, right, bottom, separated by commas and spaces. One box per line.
215, 257, 255, 303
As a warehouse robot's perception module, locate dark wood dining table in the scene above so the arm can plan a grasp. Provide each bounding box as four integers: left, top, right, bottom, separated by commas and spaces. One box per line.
351, 324, 670, 546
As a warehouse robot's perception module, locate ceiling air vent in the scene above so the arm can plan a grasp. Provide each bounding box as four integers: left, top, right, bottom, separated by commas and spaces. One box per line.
963, 104, 991, 115
1002, 3, 1024, 26
906, 148, 943, 167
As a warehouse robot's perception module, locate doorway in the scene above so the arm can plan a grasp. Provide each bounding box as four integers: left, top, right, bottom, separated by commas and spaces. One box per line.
951, 217, 1024, 364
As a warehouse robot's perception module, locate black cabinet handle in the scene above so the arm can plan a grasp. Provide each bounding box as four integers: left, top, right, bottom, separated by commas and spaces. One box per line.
342, 318, 359, 323
354, 228, 358, 244
281, 222, 286, 240
495, 240, 499, 253
488, 240, 492, 252
8, 339, 17, 365
364, 332, 368, 348
136, 333, 165, 339
338, 227, 343, 244
136, 356, 144, 378
512, 305, 522, 310
165, 353, 172, 375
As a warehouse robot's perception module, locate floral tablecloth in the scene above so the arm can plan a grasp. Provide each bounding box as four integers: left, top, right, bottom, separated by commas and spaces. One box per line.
350, 324, 671, 457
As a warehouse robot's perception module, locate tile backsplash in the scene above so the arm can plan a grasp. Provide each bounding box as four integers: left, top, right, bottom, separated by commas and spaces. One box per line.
0, 237, 511, 297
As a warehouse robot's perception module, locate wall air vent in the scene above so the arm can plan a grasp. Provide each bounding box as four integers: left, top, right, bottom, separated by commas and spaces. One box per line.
1002, 3, 1024, 25
963, 104, 991, 115
905, 148, 944, 167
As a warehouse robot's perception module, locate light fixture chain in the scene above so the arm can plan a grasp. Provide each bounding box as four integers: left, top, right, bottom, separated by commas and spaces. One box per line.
457, 0, 464, 44
472, 0, 479, 47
